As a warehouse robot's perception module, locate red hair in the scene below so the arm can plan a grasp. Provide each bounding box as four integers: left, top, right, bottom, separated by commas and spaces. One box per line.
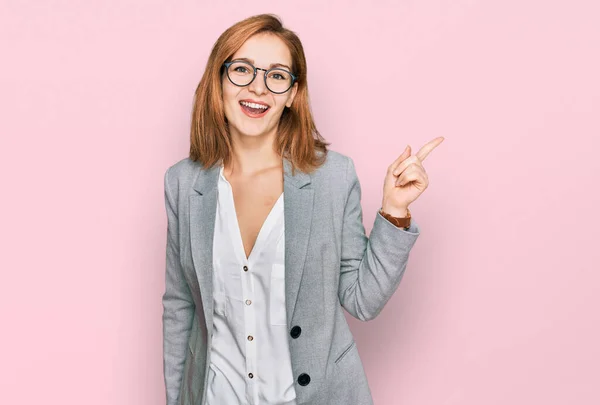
189, 14, 329, 173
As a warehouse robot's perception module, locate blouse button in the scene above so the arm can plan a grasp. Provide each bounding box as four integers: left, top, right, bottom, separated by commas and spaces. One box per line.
248, 335, 254, 341
248, 373, 254, 379
243, 265, 249, 272
245, 299, 252, 305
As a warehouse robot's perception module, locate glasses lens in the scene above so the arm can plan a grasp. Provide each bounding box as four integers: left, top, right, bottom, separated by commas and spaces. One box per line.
227, 61, 254, 86
266, 68, 293, 93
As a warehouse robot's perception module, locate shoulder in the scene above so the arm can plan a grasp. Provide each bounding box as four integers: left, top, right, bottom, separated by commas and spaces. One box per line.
312, 149, 358, 187
165, 156, 201, 180
313, 149, 354, 177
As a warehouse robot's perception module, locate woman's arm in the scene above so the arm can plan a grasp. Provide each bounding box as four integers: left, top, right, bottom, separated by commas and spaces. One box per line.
338, 157, 420, 321
162, 166, 195, 405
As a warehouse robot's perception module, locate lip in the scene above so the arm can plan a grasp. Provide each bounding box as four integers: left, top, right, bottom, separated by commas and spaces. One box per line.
239, 99, 270, 118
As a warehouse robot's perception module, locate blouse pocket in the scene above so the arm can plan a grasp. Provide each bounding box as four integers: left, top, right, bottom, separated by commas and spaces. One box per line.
213, 291, 229, 319
269, 263, 287, 326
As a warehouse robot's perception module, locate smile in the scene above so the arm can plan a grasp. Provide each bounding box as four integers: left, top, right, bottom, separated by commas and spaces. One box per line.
239, 100, 270, 118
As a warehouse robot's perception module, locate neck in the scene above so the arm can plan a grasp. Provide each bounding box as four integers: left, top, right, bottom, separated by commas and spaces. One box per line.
226, 128, 282, 176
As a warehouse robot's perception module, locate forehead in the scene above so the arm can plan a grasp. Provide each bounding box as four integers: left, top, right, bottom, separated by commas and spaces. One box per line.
231, 33, 292, 68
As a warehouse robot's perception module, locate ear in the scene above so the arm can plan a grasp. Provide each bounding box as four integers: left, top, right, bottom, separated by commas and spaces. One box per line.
285, 82, 299, 108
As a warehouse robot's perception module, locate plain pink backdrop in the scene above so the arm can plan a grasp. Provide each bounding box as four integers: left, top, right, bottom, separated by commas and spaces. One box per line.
1, 1, 599, 404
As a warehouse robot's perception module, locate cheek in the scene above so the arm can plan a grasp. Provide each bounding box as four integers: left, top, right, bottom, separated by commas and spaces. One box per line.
221, 85, 238, 119
222, 75, 236, 98
222, 85, 235, 104
273, 95, 291, 113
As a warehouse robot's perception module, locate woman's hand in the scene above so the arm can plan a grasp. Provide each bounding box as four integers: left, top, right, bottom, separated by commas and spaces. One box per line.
381, 136, 445, 217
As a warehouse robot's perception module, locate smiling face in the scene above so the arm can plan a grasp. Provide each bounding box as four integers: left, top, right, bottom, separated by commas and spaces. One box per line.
222, 32, 298, 141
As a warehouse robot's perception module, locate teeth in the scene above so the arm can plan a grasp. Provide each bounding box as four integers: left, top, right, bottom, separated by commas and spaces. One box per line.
240, 101, 269, 109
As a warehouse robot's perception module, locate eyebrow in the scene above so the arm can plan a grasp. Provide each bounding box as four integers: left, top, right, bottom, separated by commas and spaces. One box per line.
233, 57, 292, 71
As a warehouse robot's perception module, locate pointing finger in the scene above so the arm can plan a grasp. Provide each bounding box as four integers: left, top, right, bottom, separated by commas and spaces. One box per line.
416, 137, 444, 162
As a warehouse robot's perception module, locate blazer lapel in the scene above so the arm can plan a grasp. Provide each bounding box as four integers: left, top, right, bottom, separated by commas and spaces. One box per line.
189, 163, 219, 337
283, 158, 314, 325
188, 157, 314, 335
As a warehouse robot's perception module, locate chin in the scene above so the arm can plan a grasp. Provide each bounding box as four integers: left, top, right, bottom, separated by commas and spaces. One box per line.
230, 123, 269, 138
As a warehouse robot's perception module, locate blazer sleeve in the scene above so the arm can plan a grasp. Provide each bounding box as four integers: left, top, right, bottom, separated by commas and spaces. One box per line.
338, 157, 420, 321
162, 166, 195, 405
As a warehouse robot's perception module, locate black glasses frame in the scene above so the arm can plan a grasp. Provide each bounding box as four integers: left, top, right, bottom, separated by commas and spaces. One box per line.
222, 60, 298, 94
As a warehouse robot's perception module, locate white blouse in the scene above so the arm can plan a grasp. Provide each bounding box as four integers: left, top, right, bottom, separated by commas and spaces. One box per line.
206, 165, 297, 405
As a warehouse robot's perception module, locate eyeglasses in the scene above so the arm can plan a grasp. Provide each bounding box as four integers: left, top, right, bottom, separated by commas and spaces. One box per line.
222, 60, 297, 94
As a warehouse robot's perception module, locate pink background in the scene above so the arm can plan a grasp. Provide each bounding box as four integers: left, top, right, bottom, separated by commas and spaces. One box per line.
1, 1, 599, 404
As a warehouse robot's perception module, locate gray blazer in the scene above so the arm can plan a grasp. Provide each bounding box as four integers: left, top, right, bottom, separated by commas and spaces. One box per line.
162, 150, 420, 405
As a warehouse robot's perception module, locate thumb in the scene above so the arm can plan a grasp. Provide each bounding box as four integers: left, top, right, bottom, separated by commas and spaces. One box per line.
390, 145, 412, 175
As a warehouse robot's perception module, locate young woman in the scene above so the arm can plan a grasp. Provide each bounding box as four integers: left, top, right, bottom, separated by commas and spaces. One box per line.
162, 14, 443, 405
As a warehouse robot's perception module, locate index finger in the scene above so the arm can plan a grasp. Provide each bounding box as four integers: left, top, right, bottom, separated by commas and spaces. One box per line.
416, 136, 445, 162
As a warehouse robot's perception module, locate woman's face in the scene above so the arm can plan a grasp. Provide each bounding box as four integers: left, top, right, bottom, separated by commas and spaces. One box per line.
222, 33, 298, 141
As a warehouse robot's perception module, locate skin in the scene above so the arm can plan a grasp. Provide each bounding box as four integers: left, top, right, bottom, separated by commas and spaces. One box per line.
381, 137, 445, 218
221, 33, 298, 258
222, 32, 298, 177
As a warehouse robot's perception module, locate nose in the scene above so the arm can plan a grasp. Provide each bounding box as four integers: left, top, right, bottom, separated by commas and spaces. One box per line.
248, 69, 268, 95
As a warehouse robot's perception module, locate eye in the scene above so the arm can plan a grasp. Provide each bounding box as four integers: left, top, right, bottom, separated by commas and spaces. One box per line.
228, 61, 254, 76
268, 70, 290, 81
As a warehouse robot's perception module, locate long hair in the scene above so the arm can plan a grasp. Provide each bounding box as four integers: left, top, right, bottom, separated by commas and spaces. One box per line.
189, 14, 329, 173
